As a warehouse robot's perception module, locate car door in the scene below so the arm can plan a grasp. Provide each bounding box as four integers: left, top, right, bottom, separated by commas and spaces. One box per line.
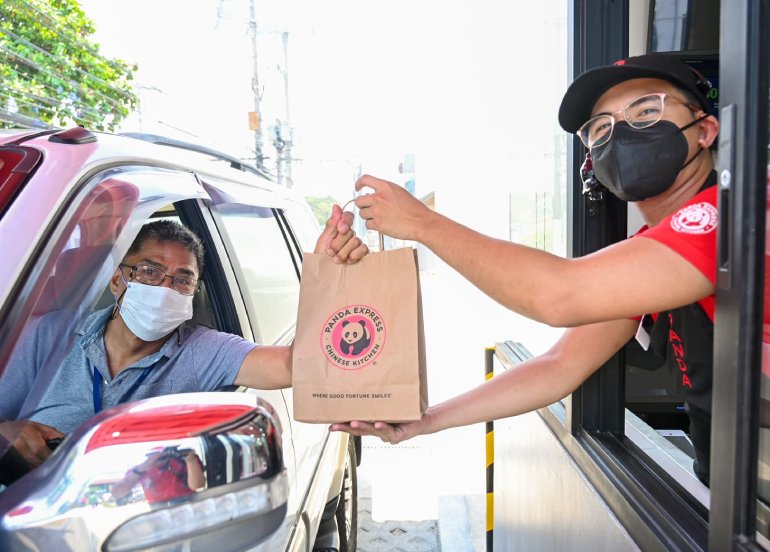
197, 175, 328, 547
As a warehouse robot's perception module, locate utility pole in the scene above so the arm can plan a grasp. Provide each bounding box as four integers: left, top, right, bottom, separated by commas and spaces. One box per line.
248, 0, 266, 171
217, 0, 289, 179
281, 31, 293, 188
271, 32, 293, 187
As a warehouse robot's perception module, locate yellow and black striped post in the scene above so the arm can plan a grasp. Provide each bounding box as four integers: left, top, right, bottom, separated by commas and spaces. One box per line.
485, 346, 495, 551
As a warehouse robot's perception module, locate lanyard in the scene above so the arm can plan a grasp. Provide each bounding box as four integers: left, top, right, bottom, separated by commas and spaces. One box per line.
93, 366, 154, 414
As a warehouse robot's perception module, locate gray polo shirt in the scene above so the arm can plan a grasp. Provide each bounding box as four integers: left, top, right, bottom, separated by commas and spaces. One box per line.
14, 308, 257, 434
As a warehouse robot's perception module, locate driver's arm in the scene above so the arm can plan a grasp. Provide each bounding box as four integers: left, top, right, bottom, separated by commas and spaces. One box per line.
234, 204, 368, 390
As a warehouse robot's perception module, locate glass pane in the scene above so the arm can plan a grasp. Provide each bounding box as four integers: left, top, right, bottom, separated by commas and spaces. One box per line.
756, 34, 770, 540
212, 204, 300, 345
0, 179, 140, 429
650, 0, 719, 53
0, 165, 208, 481
0, 168, 202, 481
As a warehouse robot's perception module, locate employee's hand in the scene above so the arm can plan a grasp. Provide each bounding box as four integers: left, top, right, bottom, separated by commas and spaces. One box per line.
315, 204, 369, 264
354, 175, 434, 241
0, 420, 65, 467
330, 418, 425, 445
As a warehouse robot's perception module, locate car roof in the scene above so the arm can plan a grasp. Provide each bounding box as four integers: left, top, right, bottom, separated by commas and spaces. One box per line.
0, 128, 317, 311
0, 128, 285, 197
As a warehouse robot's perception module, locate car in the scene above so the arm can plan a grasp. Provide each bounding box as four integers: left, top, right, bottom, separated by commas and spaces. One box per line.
0, 127, 359, 551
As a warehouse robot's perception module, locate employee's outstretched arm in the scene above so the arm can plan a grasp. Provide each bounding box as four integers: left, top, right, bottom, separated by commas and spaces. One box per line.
354, 175, 713, 327
331, 317, 638, 443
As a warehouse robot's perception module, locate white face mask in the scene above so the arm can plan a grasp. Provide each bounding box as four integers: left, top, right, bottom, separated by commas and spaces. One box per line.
116, 281, 194, 342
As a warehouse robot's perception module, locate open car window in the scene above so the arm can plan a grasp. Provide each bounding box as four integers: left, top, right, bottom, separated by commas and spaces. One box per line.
0, 167, 206, 466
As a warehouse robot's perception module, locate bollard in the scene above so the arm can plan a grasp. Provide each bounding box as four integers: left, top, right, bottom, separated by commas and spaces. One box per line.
484, 346, 495, 552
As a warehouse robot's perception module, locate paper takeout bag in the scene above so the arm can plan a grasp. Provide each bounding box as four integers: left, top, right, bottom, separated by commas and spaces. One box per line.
292, 247, 428, 423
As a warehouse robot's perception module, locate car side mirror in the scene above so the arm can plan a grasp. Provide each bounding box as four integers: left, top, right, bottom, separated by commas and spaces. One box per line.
0, 392, 287, 552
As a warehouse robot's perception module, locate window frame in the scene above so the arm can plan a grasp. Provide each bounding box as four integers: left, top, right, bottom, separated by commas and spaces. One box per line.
549, 0, 716, 548
174, 198, 247, 338
205, 199, 304, 346
555, 0, 770, 550
709, 0, 770, 549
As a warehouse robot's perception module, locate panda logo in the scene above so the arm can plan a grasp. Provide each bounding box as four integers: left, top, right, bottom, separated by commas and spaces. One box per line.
670, 202, 718, 234
321, 305, 386, 370
340, 319, 371, 356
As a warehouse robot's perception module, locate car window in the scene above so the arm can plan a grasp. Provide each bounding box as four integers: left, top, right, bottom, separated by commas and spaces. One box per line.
0, 179, 139, 425
209, 203, 300, 346
0, 166, 206, 464
284, 199, 321, 254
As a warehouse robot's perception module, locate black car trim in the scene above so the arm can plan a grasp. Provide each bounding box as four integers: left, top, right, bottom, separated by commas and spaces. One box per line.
277, 208, 304, 263
272, 208, 301, 281
120, 132, 273, 180
48, 127, 97, 145
175, 199, 243, 337
7, 129, 60, 145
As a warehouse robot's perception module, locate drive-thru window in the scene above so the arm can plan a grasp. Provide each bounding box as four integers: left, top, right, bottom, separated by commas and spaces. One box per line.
490, 1, 770, 550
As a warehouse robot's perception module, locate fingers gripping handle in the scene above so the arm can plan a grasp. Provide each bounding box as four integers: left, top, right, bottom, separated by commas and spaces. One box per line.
342, 198, 385, 251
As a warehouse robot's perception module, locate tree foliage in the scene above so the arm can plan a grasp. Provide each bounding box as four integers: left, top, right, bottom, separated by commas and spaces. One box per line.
0, 0, 138, 131
305, 196, 339, 226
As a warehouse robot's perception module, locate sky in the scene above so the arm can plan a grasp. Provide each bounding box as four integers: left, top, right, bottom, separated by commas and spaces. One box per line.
77, 0, 569, 241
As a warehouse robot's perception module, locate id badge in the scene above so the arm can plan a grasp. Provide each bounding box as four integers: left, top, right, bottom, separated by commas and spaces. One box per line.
635, 317, 651, 351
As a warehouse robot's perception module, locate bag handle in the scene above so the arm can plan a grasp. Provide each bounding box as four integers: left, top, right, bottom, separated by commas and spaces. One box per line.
342, 198, 385, 251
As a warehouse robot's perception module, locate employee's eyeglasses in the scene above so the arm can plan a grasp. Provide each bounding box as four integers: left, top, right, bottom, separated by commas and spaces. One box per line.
576, 92, 700, 149
120, 263, 199, 296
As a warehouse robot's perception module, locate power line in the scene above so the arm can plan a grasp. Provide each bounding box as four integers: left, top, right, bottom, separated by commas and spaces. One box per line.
0, 0, 137, 129
0, 26, 134, 101
0, 89, 105, 126
5, 0, 105, 63
0, 58, 112, 121
5, 0, 134, 92
0, 107, 54, 128
0, 44, 125, 112
0, 41, 125, 110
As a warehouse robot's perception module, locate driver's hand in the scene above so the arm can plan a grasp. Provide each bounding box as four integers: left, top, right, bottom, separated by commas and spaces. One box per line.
315, 204, 369, 264
0, 420, 65, 467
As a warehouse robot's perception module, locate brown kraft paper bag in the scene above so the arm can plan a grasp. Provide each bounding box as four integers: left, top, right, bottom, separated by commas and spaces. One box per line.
292, 247, 428, 423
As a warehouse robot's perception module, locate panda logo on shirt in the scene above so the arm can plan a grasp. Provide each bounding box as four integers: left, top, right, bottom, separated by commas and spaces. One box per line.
671, 202, 718, 235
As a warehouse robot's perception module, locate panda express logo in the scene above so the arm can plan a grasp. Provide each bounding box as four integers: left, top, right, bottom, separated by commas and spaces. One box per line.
670, 202, 718, 235
321, 305, 386, 370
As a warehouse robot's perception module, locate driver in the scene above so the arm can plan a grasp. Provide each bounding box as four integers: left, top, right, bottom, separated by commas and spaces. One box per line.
0, 206, 367, 468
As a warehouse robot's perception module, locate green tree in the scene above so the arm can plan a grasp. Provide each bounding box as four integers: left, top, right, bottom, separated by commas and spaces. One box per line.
305, 196, 339, 226
0, 0, 138, 131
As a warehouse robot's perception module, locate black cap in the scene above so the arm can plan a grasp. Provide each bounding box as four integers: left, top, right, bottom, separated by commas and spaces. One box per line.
558, 53, 712, 134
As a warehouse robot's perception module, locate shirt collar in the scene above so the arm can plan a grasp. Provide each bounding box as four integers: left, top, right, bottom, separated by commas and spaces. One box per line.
78, 307, 188, 363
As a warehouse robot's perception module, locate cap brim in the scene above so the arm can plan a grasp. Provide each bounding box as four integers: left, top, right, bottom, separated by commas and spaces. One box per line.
558, 65, 696, 134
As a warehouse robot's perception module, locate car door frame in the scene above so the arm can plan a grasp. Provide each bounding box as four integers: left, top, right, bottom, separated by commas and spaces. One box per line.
178, 184, 333, 549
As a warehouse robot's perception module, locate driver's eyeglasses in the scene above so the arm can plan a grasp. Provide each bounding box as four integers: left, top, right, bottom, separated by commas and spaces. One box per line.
120, 263, 199, 296
576, 92, 699, 149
